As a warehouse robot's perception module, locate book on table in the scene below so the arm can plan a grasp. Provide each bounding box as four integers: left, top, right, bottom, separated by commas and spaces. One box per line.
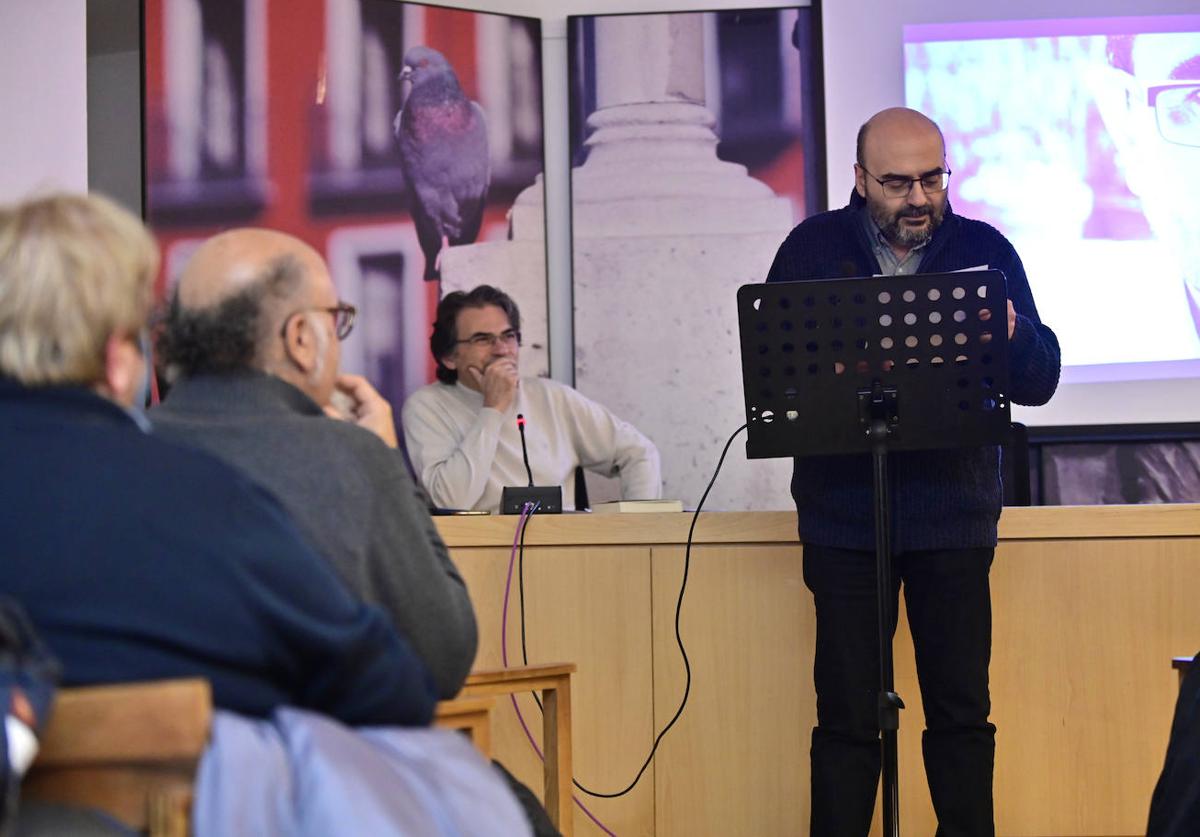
590, 499, 684, 514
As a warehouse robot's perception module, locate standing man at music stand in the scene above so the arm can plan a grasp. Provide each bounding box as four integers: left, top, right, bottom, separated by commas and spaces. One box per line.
766, 107, 1061, 836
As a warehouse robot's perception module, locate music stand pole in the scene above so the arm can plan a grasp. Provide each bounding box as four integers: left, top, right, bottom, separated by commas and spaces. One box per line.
864, 385, 904, 837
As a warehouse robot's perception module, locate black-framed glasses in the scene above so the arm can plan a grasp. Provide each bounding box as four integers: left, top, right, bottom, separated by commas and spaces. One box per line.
454, 328, 521, 349
1146, 82, 1200, 147
861, 167, 952, 199
281, 301, 357, 341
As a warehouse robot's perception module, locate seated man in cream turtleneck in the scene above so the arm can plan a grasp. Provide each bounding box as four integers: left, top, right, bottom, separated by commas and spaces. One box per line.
402, 285, 662, 512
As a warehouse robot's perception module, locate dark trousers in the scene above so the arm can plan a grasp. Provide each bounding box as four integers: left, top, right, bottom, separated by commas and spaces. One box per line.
803, 544, 996, 837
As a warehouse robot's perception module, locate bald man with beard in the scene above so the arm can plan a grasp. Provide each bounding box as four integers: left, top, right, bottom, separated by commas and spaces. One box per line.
767, 108, 1061, 836
152, 229, 478, 699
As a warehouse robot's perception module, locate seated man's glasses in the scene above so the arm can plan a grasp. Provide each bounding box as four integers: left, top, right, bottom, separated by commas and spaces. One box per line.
1147, 82, 1200, 147
861, 168, 952, 199
455, 329, 521, 349
281, 301, 357, 341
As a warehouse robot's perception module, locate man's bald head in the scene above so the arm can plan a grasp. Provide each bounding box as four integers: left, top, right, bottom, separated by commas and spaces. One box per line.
176, 228, 324, 311
856, 107, 945, 170
159, 228, 342, 403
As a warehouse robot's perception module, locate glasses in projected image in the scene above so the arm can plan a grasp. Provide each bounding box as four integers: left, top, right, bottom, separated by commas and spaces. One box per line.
861, 168, 952, 199
1147, 82, 1200, 147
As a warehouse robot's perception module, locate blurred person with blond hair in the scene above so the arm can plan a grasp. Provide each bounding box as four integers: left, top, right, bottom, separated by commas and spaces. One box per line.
0, 192, 155, 403
0, 192, 436, 727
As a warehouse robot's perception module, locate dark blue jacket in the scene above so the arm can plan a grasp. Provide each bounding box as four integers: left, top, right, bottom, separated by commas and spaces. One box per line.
0, 379, 436, 726
766, 192, 1061, 551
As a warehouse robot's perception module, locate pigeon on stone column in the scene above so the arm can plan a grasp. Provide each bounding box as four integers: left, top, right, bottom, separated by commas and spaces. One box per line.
394, 45, 490, 282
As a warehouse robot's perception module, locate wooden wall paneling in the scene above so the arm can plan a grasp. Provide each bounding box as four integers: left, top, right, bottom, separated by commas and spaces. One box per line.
440, 505, 1200, 837
452, 543, 657, 836
989, 536, 1200, 836
649, 543, 811, 836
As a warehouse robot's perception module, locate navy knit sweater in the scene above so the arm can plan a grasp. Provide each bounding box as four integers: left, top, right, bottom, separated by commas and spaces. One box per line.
0, 380, 437, 727
766, 192, 1061, 551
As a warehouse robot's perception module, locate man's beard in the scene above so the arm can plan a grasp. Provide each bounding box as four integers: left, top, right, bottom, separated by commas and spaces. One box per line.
869, 199, 945, 248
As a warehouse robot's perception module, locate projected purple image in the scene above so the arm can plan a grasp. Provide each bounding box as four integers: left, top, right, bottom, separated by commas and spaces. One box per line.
904, 17, 1200, 380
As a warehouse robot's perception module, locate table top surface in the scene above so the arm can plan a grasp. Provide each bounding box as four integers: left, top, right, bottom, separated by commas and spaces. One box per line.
434, 503, 1200, 547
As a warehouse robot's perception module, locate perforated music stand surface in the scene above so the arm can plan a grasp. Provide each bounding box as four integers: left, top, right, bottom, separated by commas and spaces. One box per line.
738, 270, 1012, 460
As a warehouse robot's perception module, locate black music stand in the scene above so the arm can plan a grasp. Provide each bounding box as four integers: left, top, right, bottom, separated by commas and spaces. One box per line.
737, 270, 1012, 837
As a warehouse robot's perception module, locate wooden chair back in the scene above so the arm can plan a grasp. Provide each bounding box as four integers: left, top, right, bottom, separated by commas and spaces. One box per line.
463, 662, 577, 836
20, 666, 578, 836
23, 678, 211, 837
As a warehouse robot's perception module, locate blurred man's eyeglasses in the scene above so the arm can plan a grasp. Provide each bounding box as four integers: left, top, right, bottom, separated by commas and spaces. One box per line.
861, 167, 952, 199
1147, 82, 1200, 147
455, 328, 521, 349
281, 301, 357, 341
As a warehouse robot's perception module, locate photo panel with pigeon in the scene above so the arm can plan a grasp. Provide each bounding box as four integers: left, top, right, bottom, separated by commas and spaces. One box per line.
142, 0, 549, 409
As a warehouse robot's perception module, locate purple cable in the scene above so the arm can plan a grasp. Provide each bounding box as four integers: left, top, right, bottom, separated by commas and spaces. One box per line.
501, 503, 617, 837
500, 502, 530, 667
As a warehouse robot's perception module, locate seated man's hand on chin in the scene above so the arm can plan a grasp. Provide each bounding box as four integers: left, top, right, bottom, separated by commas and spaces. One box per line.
467, 358, 519, 414
326, 374, 399, 449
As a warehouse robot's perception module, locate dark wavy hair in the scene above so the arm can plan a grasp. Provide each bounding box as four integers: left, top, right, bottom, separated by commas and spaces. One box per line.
157, 254, 305, 380
430, 285, 521, 384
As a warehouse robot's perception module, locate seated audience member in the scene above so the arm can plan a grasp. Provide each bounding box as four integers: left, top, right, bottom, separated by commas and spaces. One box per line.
402, 285, 662, 511
1, 598, 59, 832
1147, 651, 1200, 836
152, 228, 477, 699
0, 193, 435, 727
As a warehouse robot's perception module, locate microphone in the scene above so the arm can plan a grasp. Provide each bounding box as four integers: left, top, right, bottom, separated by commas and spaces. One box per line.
516, 414, 534, 487
499, 413, 563, 515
